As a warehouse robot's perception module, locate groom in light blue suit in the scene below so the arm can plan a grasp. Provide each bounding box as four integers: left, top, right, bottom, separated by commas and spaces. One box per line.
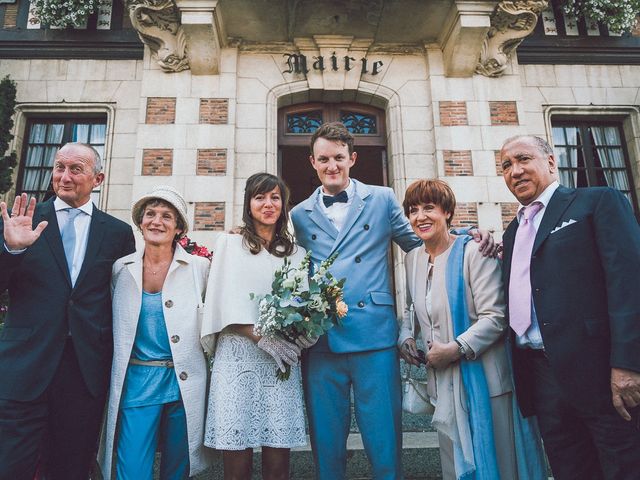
291, 122, 421, 479
292, 123, 493, 479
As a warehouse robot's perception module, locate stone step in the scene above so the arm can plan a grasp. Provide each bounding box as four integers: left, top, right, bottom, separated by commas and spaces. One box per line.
192, 432, 442, 480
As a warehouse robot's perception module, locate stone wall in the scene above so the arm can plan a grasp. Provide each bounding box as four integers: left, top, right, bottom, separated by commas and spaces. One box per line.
1, 57, 142, 223
130, 46, 238, 247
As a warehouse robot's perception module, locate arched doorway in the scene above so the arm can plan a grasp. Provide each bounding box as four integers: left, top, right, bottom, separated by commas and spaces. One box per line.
278, 103, 387, 205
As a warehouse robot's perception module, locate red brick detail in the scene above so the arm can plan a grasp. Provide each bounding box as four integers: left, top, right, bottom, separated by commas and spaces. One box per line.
489, 101, 519, 126
439, 101, 468, 126
142, 149, 173, 176
452, 202, 478, 229
199, 98, 228, 124
495, 150, 503, 175
501, 203, 520, 230
197, 149, 227, 176
443, 150, 473, 176
194, 202, 225, 231
3, 3, 18, 28
145, 97, 176, 124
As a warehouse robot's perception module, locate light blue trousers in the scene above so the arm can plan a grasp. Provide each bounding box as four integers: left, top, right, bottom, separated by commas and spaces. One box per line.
302, 347, 403, 480
116, 400, 189, 480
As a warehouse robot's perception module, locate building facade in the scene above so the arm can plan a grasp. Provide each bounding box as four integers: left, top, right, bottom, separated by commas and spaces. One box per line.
1, 0, 639, 302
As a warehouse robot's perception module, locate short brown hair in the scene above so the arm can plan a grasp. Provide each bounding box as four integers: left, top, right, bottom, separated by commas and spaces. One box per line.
310, 122, 354, 155
402, 179, 456, 227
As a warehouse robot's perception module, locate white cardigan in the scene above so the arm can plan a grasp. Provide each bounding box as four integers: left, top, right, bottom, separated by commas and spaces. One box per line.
98, 244, 213, 479
201, 234, 306, 353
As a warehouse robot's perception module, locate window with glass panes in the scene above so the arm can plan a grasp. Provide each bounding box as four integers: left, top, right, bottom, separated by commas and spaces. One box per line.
551, 122, 637, 211
19, 118, 107, 203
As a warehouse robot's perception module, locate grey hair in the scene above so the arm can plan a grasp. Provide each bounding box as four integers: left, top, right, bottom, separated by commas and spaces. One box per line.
502, 135, 554, 157
63, 142, 103, 173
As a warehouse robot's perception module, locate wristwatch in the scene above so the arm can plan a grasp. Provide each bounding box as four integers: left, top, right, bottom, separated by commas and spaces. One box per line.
455, 339, 467, 360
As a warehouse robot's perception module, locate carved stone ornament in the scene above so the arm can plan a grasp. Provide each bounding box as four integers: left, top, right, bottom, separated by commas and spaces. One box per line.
127, 0, 189, 72
476, 0, 548, 77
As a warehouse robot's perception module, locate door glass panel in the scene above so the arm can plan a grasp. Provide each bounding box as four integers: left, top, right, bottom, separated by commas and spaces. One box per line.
286, 111, 323, 134
340, 111, 377, 134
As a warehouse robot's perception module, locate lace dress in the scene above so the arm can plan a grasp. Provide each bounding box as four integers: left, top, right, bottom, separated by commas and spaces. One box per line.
202, 234, 307, 450
204, 333, 306, 450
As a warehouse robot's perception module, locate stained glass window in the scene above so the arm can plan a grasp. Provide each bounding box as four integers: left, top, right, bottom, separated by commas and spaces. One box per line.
340, 111, 377, 134
286, 111, 323, 134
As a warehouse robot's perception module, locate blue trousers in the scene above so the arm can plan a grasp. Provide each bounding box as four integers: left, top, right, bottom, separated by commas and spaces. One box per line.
302, 347, 403, 480
116, 400, 189, 480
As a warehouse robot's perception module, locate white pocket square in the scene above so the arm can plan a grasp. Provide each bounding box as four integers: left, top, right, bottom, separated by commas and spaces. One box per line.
550, 219, 577, 234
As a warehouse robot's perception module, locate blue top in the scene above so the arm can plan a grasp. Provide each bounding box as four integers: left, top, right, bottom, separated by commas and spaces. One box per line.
121, 291, 180, 408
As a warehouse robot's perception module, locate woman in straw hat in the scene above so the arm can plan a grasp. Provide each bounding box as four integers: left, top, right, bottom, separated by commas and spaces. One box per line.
99, 185, 212, 479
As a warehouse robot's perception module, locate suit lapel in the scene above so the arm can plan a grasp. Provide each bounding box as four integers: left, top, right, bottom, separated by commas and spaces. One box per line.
502, 218, 518, 288
532, 186, 575, 255
304, 189, 339, 240
124, 249, 144, 295
331, 180, 370, 255
74, 206, 106, 288
40, 200, 72, 287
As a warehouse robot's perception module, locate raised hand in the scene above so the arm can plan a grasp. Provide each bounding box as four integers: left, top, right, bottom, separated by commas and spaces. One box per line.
1, 193, 48, 251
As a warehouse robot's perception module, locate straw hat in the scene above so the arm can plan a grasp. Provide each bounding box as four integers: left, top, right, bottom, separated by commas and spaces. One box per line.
131, 185, 189, 235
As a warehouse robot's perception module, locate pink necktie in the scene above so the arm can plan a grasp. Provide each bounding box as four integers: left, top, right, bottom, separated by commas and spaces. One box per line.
509, 202, 543, 336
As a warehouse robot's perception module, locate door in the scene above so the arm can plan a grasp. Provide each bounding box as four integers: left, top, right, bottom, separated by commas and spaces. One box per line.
278, 103, 387, 205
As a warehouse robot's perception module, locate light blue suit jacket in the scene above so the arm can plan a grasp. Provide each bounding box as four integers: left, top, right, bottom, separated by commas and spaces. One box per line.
291, 179, 421, 353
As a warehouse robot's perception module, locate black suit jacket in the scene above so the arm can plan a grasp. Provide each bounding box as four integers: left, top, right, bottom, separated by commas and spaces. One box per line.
502, 186, 640, 416
0, 199, 135, 401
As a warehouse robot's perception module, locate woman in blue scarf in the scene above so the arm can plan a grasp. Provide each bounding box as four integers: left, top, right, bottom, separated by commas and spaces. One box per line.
398, 179, 545, 480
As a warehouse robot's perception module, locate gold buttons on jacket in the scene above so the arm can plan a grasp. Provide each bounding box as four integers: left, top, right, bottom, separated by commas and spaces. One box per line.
171, 335, 180, 343
179, 371, 188, 380
165, 300, 173, 308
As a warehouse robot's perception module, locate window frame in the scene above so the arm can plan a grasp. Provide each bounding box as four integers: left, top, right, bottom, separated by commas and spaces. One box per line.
8, 104, 115, 209
551, 118, 638, 215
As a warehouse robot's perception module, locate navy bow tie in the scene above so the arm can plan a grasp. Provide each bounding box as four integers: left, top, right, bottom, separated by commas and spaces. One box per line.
323, 190, 348, 208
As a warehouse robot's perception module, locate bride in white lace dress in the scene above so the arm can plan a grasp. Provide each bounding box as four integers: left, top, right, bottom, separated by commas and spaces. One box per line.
201, 173, 312, 479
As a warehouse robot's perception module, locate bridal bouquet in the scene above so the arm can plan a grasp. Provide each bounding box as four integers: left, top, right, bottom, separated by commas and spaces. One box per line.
251, 251, 348, 380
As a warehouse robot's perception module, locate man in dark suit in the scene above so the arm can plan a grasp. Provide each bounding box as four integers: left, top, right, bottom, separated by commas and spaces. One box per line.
0, 143, 135, 479
500, 135, 640, 480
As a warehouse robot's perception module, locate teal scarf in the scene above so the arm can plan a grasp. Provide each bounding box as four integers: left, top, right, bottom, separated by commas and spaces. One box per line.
446, 236, 547, 480
446, 236, 499, 479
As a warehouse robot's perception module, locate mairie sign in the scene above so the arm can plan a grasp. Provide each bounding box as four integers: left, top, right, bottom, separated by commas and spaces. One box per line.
283, 52, 384, 75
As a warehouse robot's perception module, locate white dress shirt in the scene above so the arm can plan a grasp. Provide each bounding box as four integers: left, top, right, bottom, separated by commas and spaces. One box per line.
317, 179, 355, 232
514, 181, 559, 349
54, 197, 93, 286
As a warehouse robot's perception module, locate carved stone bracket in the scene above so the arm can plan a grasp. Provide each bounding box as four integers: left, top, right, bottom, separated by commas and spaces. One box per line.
127, 0, 189, 73
476, 0, 548, 77
439, 1, 497, 78
175, 0, 225, 75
